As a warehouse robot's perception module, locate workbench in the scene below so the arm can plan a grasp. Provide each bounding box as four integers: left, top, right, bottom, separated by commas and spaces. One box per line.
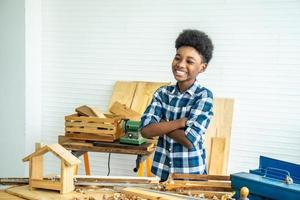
58, 135, 156, 176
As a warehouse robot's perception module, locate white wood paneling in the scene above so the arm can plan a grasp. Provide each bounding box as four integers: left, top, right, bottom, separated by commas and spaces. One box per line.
40, 0, 300, 175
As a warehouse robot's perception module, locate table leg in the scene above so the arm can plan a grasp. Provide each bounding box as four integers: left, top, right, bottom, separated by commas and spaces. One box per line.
146, 158, 152, 177
83, 152, 91, 175
138, 161, 145, 176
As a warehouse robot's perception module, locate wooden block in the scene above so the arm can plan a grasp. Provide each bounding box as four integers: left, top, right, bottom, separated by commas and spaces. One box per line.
75, 105, 106, 118
75, 105, 97, 117
208, 137, 226, 175
109, 101, 141, 120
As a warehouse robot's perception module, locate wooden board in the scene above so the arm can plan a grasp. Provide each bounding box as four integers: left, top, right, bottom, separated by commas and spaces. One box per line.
130, 81, 170, 115
109, 101, 141, 120
0, 190, 24, 199
6, 185, 114, 200
122, 187, 186, 200
208, 137, 226, 175
108, 81, 137, 110
205, 98, 234, 175
59, 135, 155, 155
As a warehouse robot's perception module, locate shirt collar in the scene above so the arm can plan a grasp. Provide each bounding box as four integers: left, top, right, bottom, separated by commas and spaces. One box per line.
171, 80, 201, 96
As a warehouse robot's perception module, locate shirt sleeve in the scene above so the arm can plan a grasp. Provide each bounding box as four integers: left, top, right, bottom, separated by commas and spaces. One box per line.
185, 89, 213, 147
140, 88, 163, 129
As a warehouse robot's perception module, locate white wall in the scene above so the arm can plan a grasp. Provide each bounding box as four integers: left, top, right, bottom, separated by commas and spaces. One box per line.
0, 0, 25, 176
35, 0, 300, 175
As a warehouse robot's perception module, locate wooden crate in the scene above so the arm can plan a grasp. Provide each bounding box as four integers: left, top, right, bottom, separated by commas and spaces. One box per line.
65, 114, 124, 142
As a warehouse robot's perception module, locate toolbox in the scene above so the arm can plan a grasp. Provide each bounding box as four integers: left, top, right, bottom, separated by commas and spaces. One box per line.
231, 156, 300, 200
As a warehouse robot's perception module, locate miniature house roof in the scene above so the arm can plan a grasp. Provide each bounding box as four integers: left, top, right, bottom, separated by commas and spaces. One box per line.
23, 143, 81, 166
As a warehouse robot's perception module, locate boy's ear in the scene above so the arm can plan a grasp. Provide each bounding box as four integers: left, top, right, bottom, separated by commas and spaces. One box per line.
199, 63, 208, 73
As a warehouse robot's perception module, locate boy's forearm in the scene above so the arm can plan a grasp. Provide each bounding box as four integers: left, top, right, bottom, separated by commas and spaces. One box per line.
141, 118, 186, 138
167, 129, 193, 149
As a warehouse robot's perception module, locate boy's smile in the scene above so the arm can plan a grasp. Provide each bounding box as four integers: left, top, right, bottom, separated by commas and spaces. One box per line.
172, 46, 207, 92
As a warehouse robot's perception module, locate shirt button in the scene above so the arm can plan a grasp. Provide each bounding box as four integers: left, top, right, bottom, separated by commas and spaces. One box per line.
169, 148, 171, 151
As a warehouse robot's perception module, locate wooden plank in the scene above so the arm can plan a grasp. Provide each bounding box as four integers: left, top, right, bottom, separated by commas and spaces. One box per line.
6, 185, 114, 200
130, 82, 170, 115
75, 175, 159, 184
64, 132, 117, 142
205, 98, 234, 175
208, 137, 226, 175
0, 190, 24, 199
30, 179, 61, 191
60, 138, 155, 155
65, 127, 116, 135
65, 114, 117, 123
122, 187, 185, 200
171, 173, 230, 181
109, 101, 141, 120
176, 190, 235, 199
108, 81, 137, 110
65, 121, 115, 129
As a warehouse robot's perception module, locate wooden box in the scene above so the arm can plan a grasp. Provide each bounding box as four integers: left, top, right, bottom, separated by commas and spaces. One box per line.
64, 114, 124, 142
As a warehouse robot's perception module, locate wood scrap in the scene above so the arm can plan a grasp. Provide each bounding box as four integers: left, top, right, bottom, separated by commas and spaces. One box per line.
109, 101, 141, 120
75, 105, 106, 118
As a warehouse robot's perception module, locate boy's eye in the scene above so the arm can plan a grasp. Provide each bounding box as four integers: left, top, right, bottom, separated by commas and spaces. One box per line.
187, 60, 194, 64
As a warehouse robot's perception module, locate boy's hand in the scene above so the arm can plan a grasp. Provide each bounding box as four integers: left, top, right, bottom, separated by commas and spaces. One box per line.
178, 117, 187, 128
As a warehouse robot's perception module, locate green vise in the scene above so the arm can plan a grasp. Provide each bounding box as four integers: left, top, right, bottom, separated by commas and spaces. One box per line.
120, 120, 147, 145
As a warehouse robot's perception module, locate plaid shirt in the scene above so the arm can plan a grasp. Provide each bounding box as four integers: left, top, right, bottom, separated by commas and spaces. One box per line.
141, 80, 213, 180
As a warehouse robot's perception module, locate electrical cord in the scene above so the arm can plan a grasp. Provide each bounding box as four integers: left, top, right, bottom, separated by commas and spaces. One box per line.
107, 153, 111, 176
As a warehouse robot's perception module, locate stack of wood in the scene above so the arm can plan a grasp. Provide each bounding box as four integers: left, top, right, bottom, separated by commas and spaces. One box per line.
162, 174, 235, 200
64, 105, 125, 142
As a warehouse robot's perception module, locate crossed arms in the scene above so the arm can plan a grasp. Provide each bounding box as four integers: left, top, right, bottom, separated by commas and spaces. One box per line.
141, 118, 193, 149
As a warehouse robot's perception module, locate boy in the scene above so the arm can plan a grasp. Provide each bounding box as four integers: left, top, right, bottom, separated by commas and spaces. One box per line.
141, 29, 214, 181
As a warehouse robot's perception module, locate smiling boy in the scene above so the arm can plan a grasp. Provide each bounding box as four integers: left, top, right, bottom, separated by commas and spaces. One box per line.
141, 29, 214, 181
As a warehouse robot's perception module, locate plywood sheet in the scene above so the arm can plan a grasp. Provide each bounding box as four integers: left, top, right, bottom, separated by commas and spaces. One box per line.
205, 98, 234, 175
6, 185, 114, 200
131, 81, 170, 115
108, 81, 137, 110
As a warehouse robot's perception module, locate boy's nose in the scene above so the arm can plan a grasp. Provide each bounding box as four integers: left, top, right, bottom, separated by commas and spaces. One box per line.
177, 60, 186, 68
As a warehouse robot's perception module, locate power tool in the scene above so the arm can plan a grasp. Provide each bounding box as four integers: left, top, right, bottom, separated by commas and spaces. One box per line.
120, 120, 147, 145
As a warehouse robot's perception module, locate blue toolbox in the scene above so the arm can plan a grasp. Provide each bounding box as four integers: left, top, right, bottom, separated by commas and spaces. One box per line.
231, 156, 300, 200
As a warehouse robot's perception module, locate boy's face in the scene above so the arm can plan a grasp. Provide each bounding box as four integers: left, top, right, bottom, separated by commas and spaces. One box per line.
172, 46, 207, 85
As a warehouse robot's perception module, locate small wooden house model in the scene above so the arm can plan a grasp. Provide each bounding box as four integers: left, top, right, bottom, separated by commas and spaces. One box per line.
23, 143, 81, 194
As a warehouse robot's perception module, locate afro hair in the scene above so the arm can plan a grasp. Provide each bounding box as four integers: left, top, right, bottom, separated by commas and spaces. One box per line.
175, 29, 214, 64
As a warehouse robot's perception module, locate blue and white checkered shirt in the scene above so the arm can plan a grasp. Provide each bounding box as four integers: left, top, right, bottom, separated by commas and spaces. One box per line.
141, 80, 213, 180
